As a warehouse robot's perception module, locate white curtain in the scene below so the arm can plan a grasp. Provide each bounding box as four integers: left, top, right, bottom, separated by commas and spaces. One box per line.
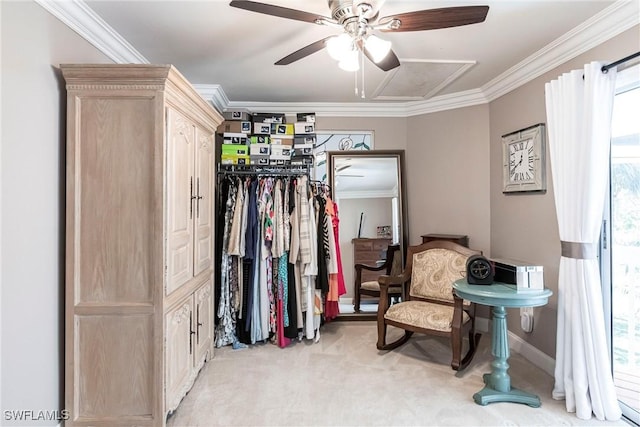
545, 61, 621, 420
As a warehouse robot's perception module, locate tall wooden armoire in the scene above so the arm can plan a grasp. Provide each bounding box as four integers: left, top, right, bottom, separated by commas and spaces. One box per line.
61, 64, 223, 426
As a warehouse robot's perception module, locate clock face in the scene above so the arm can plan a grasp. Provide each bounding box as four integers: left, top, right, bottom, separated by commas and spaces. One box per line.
508, 138, 534, 182
501, 123, 546, 193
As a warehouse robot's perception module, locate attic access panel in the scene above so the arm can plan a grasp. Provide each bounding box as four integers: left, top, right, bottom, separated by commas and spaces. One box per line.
372, 59, 475, 100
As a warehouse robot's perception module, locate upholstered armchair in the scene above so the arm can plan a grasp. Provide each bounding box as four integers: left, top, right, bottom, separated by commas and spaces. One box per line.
354, 244, 402, 313
376, 240, 482, 371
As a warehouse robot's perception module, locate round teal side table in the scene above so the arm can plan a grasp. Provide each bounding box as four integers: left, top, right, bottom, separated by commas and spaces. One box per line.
453, 279, 553, 407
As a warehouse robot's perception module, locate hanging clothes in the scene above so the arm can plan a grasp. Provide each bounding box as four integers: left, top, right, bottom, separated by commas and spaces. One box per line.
214, 170, 344, 348
215, 181, 238, 348
324, 196, 345, 321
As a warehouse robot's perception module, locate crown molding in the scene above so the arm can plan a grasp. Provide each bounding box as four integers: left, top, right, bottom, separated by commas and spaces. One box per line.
211, 88, 488, 117
34, 0, 148, 64
403, 88, 488, 116
193, 84, 229, 112
42, 0, 637, 117
482, 0, 640, 102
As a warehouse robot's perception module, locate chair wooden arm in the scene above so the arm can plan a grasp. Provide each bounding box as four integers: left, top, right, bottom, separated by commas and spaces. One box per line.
377, 273, 408, 315
354, 262, 387, 273
378, 274, 405, 287
381, 270, 411, 300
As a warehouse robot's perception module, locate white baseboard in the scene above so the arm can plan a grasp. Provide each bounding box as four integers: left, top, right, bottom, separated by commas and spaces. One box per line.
507, 331, 556, 376
339, 297, 353, 305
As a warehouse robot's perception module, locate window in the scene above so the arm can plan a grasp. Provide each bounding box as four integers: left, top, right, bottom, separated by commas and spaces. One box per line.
602, 62, 640, 425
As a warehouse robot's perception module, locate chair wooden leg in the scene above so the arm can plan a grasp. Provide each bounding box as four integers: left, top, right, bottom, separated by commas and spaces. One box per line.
451, 329, 463, 370
377, 328, 413, 351
354, 291, 360, 313
450, 328, 482, 371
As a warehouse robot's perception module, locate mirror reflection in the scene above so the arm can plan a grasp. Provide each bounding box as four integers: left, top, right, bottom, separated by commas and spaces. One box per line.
327, 150, 408, 319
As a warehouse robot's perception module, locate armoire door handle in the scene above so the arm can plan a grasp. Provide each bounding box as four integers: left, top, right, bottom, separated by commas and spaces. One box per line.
190, 176, 196, 219
196, 177, 203, 218
189, 311, 195, 355
196, 305, 202, 344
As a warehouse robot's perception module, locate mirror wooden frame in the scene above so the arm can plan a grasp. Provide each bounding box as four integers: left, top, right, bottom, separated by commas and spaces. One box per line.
327, 149, 409, 320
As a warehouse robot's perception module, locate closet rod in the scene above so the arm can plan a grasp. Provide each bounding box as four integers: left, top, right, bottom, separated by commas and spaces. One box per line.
217, 164, 311, 176
601, 51, 640, 73
218, 170, 309, 177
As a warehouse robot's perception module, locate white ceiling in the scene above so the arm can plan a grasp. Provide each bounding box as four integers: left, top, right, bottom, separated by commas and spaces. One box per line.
45, 0, 635, 193
61, 0, 639, 114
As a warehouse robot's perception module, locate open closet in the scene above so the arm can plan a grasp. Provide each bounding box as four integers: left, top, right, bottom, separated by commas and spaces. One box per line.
213, 165, 345, 348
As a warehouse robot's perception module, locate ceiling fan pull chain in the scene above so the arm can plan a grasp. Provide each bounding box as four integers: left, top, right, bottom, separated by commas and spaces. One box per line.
354, 67, 358, 96
361, 49, 365, 99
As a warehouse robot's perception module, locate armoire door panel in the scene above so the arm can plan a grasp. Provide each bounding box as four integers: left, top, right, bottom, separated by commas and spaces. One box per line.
194, 128, 214, 276
165, 299, 194, 413
76, 97, 158, 304
76, 314, 155, 419
194, 280, 213, 364
166, 108, 195, 294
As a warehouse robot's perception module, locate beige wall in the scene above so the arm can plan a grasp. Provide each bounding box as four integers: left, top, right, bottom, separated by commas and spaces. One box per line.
489, 25, 640, 357
316, 116, 408, 151
406, 105, 492, 253
1, 1, 112, 423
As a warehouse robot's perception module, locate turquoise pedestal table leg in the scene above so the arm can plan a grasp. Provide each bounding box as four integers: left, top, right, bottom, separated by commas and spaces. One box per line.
473, 305, 542, 407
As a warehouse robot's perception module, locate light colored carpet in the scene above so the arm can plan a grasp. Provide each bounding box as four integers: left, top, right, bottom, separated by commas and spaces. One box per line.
167, 321, 628, 427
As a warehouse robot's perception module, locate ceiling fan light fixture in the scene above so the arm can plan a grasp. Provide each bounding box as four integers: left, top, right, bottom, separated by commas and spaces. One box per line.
338, 49, 360, 72
364, 34, 391, 63
326, 33, 352, 61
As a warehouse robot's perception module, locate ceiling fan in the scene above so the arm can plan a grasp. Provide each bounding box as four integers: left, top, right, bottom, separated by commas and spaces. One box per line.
229, 0, 489, 72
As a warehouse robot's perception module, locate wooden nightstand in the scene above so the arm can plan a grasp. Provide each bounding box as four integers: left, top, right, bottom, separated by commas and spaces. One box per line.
421, 233, 469, 247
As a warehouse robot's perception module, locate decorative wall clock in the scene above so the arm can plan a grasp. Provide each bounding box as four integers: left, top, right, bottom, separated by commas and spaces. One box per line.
502, 123, 546, 193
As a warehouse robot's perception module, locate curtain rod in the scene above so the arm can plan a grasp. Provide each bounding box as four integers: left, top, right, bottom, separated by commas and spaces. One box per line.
601, 51, 640, 73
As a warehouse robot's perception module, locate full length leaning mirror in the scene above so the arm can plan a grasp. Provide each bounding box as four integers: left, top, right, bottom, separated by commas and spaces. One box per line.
327, 150, 408, 320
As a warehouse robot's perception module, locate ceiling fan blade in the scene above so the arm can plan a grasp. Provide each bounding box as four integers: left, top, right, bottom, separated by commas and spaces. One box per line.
362, 45, 401, 72
229, 1, 330, 24
379, 6, 489, 32
275, 37, 333, 66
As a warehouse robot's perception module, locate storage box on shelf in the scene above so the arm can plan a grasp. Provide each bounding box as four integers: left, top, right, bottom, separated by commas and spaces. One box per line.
223, 110, 252, 121
296, 112, 316, 123
218, 112, 318, 169
252, 112, 285, 124
217, 120, 251, 134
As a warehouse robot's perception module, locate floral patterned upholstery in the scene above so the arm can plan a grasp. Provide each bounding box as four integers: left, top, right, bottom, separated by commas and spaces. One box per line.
384, 300, 470, 332
409, 248, 467, 302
